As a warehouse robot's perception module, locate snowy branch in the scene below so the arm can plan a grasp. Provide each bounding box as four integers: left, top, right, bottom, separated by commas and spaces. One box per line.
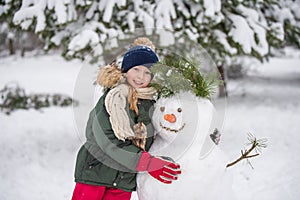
226, 133, 268, 169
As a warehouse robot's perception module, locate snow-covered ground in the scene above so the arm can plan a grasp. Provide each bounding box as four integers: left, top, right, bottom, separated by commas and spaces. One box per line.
221, 56, 300, 200
0, 55, 82, 200
0, 52, 299, 200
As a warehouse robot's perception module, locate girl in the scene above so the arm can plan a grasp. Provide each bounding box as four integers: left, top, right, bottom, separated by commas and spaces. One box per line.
71, 41, 181, 200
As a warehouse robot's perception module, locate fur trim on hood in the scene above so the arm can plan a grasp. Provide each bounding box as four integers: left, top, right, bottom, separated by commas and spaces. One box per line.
97, 62, 124, 89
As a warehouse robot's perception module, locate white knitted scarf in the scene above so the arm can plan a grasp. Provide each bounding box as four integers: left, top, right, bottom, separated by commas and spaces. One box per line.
105, 84, 156, 142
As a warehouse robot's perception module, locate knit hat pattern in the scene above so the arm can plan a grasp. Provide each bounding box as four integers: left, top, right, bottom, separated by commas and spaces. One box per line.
121, 45, 159, 73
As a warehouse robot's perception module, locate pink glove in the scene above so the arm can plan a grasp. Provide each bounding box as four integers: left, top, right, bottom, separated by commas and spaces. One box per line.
136, 151, 181, 184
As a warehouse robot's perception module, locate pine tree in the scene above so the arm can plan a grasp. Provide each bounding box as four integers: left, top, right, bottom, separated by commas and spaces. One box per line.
1, 0, 299, 67
0, 0, 22, 55
265, 0, 300, 48
0, 0, 43, 56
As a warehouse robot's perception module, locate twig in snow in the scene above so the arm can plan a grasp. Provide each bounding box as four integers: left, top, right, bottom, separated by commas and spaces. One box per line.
226, 133, 267, 169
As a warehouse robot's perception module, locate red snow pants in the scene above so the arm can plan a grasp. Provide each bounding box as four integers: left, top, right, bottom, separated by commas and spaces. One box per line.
71, 182, 132, 200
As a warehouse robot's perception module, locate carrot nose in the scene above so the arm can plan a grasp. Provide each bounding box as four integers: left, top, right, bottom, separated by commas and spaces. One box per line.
164, 114, 176, 123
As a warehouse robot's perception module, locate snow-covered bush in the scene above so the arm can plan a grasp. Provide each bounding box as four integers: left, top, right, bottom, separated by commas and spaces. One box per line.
0, 83, 78, 115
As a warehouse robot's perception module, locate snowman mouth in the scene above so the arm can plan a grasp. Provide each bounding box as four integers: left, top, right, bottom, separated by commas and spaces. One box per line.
159, 122, 186, 133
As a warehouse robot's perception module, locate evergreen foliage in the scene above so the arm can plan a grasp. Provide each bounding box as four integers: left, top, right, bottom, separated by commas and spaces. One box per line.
0, 0, 299, 64
150, 54, 219, 99
0, 83, 78, 115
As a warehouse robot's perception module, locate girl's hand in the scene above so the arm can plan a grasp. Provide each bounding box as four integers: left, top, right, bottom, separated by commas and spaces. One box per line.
136, 151, 181, 184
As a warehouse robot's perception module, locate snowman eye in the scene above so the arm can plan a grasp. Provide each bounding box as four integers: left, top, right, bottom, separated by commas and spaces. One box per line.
160, 107, 165, 112
177, 108, 182, 112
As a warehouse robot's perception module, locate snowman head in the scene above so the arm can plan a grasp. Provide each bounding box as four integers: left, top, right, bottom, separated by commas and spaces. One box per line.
151, 92, 217, 159
152, 95, 187, 141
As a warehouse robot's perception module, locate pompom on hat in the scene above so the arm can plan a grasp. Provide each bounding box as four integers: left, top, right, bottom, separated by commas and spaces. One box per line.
121, 45, 159, 73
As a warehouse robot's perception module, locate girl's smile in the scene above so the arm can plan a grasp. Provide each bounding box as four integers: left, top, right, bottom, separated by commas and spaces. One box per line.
126, 65, 152, 88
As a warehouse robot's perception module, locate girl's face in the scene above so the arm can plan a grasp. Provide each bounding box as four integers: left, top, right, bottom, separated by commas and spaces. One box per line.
126, 65, 152, 88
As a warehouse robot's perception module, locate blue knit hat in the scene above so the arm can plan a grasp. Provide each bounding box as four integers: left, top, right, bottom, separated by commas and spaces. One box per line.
121, 45, 159, 73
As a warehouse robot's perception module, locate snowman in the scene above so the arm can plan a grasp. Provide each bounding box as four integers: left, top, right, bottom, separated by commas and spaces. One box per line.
136, 92, 235, 200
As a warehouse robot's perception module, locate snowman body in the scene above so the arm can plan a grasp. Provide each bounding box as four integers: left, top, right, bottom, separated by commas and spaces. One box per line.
136, 93, 234, 200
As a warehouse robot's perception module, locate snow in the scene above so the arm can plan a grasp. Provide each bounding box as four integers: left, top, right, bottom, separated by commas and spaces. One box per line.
214, 30, 237, 55
50, 31, 69, 46
10, 0, 294, 68
68, 30, 103, 56
237, 5, 268, 55
157, 29, 175, 46
184, 29, 198, 42
155, 0, 176, 31
203, 0, 221, 17
127, 12, 136, 33
86, 1, 98, 19
1, 51, 300, 200
137, 94, 234, 200
270, 22, 285, 41
13, 0, 77, 33
190, 3, 200, 17
220, 57, 300, 200
228, 14, 253, 54
68, 30, 99, 51
96, 0, 126, 23
228, 3, 277, 57
0, 55, 81, 95
51, 0, 67, 24
13, 5, 44, 32
276, 7, 296, 24
175, 0, 190, 18
98, 0, 116, 23
141, 12, 155, 35
0, 54, 83, 200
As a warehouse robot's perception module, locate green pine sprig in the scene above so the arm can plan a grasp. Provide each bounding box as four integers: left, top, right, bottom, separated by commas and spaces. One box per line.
150, 54, 219, 99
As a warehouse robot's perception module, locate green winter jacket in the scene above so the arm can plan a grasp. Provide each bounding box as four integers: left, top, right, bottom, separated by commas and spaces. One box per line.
74, 89, 155, 192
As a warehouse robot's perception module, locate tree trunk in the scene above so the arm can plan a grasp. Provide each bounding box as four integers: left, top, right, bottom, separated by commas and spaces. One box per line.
8, 38, 15, 55
217, 65, 227, 97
